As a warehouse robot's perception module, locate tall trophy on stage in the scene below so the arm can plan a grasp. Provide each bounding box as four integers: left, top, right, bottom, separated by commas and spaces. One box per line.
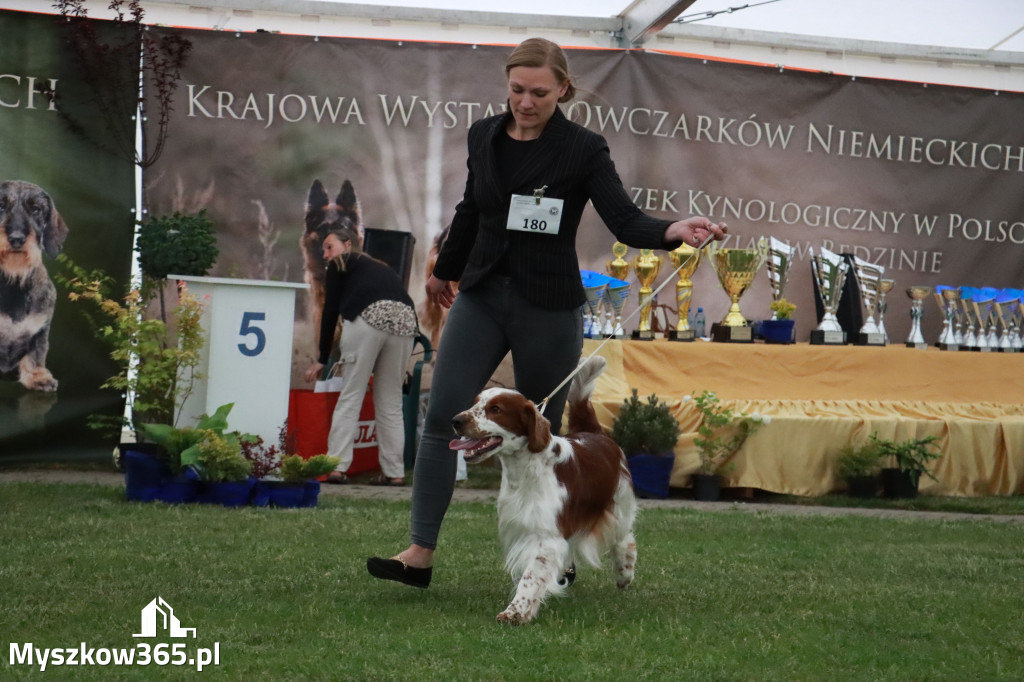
604, 243, 631, 338
707, 237, 768, 343
765, 237, 794, 317
934, 286, 960, 351
993, 292, 1018, 352
876, 278, 894, 344
668, 243, 702, 342
852, 257, 886, 346
1006, 292, 1024, 351
809, 247, 849, 345
581, 272, 608, 339
905, 285, 931, 349
971, 293, 995, 351
631, 249, 662, 340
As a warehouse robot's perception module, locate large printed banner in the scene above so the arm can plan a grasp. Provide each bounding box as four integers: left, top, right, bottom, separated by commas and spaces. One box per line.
0, 11, 136, 461
144, 29, 1023, 367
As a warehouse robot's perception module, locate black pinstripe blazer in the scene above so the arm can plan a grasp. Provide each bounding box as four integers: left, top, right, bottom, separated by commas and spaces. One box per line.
432, 107, 680, 310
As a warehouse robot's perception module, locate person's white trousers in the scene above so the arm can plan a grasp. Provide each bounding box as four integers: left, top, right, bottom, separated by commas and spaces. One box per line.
327, 316, 413, 479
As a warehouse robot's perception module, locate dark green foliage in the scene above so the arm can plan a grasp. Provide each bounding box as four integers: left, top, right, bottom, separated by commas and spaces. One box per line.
610, 389, 681, 455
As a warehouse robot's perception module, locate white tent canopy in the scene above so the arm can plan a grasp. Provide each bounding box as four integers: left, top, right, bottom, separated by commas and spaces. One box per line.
2, 0, 1022, 90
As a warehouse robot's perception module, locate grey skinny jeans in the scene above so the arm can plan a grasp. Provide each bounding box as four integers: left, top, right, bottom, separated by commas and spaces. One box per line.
410, 275, 583, 550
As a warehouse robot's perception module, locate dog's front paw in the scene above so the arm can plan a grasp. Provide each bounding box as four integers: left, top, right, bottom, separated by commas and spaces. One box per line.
496, 607, 531, 625
616, 578, 632, 591
21, 368, 57, 392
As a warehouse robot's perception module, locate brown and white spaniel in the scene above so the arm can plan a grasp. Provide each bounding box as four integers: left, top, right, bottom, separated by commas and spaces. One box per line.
450, 356, 637, 624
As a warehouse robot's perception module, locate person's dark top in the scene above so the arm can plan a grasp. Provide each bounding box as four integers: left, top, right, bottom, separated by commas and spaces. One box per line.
432, 107, 680, 311
318, 252, 415, 364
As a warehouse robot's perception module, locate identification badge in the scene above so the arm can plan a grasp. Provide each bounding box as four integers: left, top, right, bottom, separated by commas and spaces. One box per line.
507, 194, 563, 235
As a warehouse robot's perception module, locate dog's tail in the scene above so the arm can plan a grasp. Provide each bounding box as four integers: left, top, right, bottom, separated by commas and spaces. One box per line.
566, 356, 606, 435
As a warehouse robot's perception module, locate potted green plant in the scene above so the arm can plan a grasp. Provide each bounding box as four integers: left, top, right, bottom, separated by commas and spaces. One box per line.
689, 390, 767, 501
835, 440, 883, 498
193, 430, 254, 507
762, 298, 797, 344
272, 454, 340, 508
610, 389, 681, 499
871, 433, 941, 499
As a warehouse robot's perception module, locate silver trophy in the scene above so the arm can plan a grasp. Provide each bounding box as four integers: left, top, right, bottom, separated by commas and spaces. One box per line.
958, 291, 978, 349
971, 294, 995, 352
809, 247, 848, 345
994, 292, 1017, 352
981, 288, 1002, 348
603, 281, 630, 338
905, 286, 930, 349
933, 286, 960, 351
765, 236, 794, 318
1008, 290, 1024, 351
876, 278, 894, 344
852, 256, 885, 345
581, 272, 608, 339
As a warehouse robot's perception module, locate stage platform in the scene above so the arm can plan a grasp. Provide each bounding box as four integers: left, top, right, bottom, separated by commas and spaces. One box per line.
582, 339, 1024, 497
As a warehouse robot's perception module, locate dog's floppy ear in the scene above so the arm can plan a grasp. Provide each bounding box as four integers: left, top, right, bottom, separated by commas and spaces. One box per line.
306, 179, 329, 215
43, 203, 69, 258
523, 401, 551, 453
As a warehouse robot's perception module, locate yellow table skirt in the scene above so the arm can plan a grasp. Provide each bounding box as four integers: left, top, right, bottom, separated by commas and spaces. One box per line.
581, 339, 1024, 497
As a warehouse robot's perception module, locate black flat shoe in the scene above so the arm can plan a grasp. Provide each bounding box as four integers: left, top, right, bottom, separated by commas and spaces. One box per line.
366, 556, 432, 589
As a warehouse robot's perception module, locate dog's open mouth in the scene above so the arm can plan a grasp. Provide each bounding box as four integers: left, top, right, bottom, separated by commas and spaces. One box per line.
449, 436, 502, 461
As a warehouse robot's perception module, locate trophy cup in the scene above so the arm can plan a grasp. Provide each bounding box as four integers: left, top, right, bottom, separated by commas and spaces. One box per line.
876, 278, 894, 344
852, 256, 886, 346
933, 286, 960, 351
766, 237, 794, 318
905, 286, 931, 349
604, 281, 630, 338
581, 271, 608, 339
631, 249, 662, 340
958, 289, 978, 349
809, 247, 849, 345
604, 243, 631, 338
706, 237, 769, 343
994, 292, 1017, 352
1007, 290, 1024, 351
668, 243, 702, 342
971, 293, 994, 352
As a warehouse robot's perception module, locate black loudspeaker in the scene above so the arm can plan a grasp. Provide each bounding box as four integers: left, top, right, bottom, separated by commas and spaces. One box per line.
363, 228, 416, 290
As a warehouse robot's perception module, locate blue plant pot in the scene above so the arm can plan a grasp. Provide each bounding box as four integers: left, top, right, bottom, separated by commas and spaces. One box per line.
268, 482, 305, 508
122, 448, 170, 502
157, 477, 198, 504
198, 479, 255, 507
301, 480, 321, 508
762, 319, 796, 344
627, 453, 675, 499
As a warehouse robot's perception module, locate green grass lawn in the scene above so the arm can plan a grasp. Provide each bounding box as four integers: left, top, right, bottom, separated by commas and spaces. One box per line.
2, 482, 1023, 681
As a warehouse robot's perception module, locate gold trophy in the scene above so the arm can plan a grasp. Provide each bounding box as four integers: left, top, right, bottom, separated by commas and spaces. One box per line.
631, 249, 662, 340
667, 243, 702, 342
706, 237, 769, 343
604, 243, 631, 338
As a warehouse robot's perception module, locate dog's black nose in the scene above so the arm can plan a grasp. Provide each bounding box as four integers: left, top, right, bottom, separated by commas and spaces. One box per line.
451, 414, 467, 432
7, 233, 26, 249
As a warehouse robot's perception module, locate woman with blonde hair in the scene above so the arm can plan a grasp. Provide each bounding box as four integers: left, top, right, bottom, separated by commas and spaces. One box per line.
368, 37, 726, 587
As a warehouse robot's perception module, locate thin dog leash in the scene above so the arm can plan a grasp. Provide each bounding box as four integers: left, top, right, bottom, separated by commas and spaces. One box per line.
536, 231, 718, 414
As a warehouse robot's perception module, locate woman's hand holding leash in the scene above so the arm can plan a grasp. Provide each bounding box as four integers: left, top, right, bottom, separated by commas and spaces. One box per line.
665, 217, 728, 248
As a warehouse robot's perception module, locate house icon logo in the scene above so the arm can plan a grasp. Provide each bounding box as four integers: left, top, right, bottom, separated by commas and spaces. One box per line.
133, 597, 197, 638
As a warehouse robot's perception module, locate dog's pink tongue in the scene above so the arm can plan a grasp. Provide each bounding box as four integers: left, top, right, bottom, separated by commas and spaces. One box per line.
449, 437, 486, 452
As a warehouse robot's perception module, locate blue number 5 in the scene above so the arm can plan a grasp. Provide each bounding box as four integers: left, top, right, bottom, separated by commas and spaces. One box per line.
238, 312, 266, 357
